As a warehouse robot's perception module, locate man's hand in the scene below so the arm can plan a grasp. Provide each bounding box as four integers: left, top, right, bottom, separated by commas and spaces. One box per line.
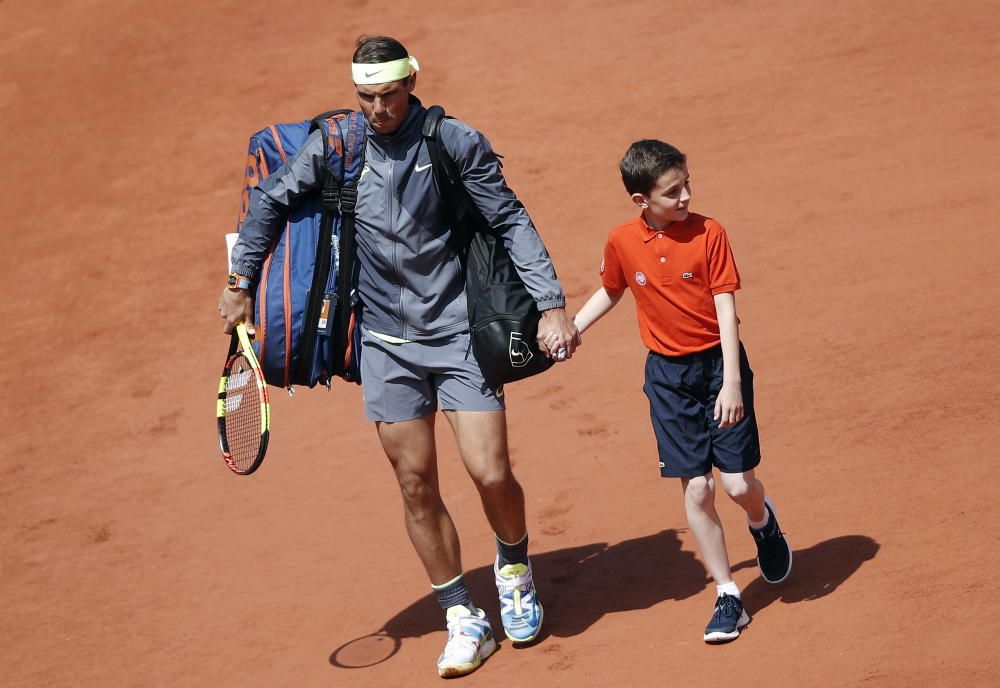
218, 288, 255, 335
714, 381, 745, 429
536, 307, 581, 361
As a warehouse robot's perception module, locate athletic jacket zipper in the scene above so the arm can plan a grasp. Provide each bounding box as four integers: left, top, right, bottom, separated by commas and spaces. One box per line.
385, 139, 409, 340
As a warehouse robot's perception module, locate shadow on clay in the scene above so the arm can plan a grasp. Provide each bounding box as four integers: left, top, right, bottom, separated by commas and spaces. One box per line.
329, 531, 879, 669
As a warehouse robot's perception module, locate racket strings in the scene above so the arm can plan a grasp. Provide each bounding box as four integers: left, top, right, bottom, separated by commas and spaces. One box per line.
224, 355, 263, 472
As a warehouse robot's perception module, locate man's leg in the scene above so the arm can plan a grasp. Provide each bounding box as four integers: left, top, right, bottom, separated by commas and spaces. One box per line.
376, 413, 462, 584
442, 409, 525, 543
444, 409, 543, 644
378, 412, 497, 677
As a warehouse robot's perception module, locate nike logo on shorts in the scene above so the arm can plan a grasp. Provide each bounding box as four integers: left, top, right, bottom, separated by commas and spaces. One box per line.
415, 163, 432, 172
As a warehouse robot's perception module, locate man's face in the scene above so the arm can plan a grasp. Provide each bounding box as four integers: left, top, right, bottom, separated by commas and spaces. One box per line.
355, 75, 416, 135
634, 164, 691, 226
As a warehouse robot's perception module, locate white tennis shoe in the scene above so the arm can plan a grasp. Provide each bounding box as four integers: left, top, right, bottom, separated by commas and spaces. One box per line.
436, 605, 497, 678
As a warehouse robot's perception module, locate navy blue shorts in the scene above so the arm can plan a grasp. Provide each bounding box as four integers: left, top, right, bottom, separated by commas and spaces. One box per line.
643, 343, 761, 478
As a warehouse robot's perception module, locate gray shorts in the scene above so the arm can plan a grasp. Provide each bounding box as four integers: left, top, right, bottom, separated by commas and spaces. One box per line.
360, 329, 506, 422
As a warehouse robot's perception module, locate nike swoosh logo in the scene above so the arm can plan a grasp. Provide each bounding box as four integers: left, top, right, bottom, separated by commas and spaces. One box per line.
415, 163, 432, 172
364, 69, 382, 78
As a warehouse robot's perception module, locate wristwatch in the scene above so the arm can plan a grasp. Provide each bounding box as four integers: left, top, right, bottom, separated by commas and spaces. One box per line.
227, 272, 252, 291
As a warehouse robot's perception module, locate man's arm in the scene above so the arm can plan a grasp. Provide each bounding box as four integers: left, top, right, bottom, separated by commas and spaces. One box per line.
440, 121, 564, 307
230, 130, 328, 281
713, 291, 744, 429
439, 119, 577, 356
219, 130, 327, 334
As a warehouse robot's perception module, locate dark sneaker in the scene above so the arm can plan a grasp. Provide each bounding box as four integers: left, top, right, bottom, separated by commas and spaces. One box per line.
703, 593, 750, 642
750, 497, 792, 583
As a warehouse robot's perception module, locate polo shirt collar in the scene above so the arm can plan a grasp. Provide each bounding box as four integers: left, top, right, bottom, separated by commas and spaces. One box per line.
635, 213, 691, 242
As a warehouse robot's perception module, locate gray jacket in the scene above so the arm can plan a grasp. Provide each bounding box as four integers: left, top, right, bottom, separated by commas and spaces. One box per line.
231, 98, 565, 340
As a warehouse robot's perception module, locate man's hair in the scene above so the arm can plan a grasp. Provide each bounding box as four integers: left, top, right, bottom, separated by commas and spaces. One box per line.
353, 35, 408, 64
619, 140, 687, 196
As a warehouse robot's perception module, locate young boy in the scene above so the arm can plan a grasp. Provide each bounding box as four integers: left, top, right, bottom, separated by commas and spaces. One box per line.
573, 140, 792, 642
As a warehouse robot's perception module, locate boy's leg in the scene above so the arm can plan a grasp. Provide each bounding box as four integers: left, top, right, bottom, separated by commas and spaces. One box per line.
718, 469, 766, 523
707, 344, 791, 583
681, 473, 751, 643
680, 473, 734, 585
444, 408, 543, 645
719, 470, 792, 584
642, 351, 749, 641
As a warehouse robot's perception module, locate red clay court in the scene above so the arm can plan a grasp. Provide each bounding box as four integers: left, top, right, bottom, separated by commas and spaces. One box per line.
2, 1, 999, 686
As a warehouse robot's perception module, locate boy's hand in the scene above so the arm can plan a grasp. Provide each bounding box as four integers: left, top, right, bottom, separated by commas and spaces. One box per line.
714, 381, 744, 429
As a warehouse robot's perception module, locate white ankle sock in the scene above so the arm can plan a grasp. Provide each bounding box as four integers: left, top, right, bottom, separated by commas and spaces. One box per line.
716, 581, 740, 598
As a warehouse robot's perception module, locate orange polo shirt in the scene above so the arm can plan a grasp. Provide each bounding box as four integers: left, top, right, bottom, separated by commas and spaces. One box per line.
600, 212, 741, 356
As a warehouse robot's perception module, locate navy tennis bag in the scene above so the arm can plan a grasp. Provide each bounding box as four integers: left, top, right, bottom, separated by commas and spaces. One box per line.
235, 110, 366, 389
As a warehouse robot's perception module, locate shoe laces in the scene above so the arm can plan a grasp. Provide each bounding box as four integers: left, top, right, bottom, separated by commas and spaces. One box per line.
443, 626, 482, 657
497, 563, 534, 616
754, 516, 786, 541
445, 606, 489, 640
712, 594, 741, 621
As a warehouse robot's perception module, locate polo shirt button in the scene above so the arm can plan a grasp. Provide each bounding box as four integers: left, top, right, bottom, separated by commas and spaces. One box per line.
657, 233, 663, 238
659, 257, 666, 263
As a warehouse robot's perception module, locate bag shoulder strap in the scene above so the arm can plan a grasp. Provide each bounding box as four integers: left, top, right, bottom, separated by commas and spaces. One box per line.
422, 105, 457, 200
310, 109, 367, 214
422, 105, 471, 255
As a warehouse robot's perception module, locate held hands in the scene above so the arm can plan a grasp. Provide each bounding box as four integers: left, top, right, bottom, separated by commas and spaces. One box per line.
218, 287, 255, 336
536, 307, 582, 361
714, 381, 745, 429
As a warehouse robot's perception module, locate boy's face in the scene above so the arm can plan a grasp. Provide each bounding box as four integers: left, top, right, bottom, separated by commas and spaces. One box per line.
633, 164, 691, 226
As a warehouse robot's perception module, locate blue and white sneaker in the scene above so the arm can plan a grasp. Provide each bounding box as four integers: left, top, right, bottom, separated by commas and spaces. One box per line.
437, 605, 497, 678
494, 558, 544, 644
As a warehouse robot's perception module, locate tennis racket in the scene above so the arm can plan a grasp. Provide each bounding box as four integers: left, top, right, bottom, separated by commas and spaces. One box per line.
217, 323, 270, 475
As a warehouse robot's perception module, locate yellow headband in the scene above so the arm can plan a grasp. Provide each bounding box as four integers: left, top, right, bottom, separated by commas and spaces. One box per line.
352, 56, 420, 85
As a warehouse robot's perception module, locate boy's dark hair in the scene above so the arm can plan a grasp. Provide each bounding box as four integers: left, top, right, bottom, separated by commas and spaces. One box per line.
353, 35, 409, 64
619, 140, 687, 196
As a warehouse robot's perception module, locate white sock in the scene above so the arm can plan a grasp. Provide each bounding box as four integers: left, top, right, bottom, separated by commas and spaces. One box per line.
747, 505, 770, 530
716, 581, 740, 598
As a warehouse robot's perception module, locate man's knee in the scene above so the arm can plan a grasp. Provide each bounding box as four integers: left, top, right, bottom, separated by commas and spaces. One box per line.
472, 462, 516, 494
395, 468, 440, 509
